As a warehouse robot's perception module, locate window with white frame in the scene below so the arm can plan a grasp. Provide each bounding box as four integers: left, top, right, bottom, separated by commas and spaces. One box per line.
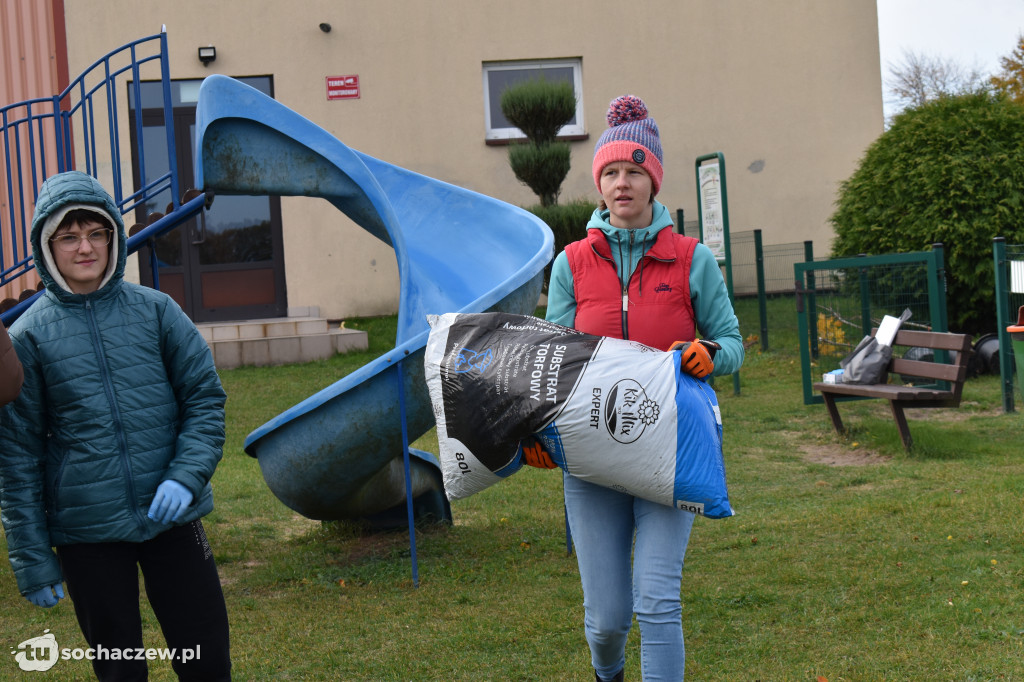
482, 59, 585, 141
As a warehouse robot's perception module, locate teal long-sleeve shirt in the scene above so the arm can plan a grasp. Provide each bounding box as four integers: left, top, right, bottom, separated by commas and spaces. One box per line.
545, 201, 744, 376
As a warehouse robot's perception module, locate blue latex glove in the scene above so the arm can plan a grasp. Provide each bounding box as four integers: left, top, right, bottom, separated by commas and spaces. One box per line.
147, 479, 193, 525
25, 583, 64, 608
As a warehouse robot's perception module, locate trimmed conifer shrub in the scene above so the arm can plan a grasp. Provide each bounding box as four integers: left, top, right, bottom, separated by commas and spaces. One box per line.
500, 77, 576, 207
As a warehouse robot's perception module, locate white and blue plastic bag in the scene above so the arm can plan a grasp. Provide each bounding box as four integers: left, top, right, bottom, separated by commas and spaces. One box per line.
424, 312, 733, 518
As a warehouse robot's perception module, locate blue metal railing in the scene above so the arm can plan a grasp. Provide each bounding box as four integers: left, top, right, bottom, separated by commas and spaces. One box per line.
0, 193, 208, 325
1, 29, 185, 315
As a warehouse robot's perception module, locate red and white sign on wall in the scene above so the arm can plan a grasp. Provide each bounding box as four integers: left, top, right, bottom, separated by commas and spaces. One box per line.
326, 75, 360, 100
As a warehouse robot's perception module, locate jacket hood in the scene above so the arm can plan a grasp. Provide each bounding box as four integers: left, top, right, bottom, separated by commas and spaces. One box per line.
30, 171, 126, 298
586, 200, 673, 247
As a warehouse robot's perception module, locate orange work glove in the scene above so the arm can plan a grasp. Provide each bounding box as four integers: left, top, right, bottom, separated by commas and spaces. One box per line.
521, 438, 557, 469
670, 339, 720, 379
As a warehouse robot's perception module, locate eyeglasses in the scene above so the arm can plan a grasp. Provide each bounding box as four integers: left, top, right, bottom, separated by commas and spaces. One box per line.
50, 229, 112, 252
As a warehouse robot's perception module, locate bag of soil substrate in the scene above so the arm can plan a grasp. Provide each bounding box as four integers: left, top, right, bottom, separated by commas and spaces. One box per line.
423, 312, 733, 518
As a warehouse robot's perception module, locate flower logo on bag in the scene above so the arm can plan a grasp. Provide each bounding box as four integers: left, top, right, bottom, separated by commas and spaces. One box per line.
454, 348, 493, 374
604, 379, 659, 443
638, 399, 660, 425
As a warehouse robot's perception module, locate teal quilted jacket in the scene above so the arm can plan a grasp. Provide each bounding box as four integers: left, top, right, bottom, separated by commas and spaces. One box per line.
0, 171, 226, 595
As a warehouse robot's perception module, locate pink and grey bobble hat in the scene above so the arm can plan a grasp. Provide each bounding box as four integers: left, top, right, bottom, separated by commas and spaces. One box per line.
591, 95, 664, 196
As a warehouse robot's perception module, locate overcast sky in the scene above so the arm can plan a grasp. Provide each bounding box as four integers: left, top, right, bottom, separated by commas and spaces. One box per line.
877, 0, 1024, 114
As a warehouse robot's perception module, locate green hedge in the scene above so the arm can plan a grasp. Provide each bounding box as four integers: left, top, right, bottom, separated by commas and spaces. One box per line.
830, 92, 1024, 334
526, 198, 597, 289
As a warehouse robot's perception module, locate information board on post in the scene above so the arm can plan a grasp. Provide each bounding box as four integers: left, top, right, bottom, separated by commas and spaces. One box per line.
695, 153, 728, 265
694, 152, 740, 394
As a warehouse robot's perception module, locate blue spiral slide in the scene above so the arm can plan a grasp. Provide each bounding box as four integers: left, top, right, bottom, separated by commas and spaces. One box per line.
193, 76, 552, 525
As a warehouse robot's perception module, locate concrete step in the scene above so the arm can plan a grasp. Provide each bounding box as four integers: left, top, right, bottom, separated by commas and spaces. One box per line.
196, 316, 368, 370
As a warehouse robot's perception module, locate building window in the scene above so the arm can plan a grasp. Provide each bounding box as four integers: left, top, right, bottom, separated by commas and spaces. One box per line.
482, 59, 584, 142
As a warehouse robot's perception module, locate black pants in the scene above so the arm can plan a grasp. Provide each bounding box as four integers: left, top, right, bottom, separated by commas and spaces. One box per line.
57, 520, 231, 681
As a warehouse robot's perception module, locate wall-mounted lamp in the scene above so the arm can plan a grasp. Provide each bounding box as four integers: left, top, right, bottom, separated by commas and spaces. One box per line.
319, 23, 332, 33
198, 46, 217, 66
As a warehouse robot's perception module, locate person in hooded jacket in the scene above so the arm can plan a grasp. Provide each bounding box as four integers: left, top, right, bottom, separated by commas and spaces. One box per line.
543, 96, 743, 681
0, 171, 231, 681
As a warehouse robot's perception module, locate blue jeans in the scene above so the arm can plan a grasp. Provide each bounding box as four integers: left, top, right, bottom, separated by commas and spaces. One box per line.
564, 472, 695, 681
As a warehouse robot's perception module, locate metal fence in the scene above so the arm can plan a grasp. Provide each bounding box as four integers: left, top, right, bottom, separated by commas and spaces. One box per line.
676, 215, 812, 350
794, 246, 949, 405
678, 220, 811, 296
677, 221, 1018, 414
994, 238, 1023, 412
731, 230, 809, 296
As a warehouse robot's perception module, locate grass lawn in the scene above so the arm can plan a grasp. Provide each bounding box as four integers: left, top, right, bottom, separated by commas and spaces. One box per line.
1, 301, 1022, 680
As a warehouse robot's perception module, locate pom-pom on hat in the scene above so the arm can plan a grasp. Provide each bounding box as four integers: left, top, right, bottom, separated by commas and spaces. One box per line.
592, 95, 664, 196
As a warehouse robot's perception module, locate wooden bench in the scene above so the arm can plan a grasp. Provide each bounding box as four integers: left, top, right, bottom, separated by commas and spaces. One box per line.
813, 329, 973, 450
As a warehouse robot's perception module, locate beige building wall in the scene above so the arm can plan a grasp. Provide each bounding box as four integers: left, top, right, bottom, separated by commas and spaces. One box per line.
61, 0, 882, 319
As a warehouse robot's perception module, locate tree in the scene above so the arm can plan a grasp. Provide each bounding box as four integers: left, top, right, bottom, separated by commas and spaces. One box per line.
885, 50, 987, 118
500, 77, 576, 207
990, 34, 1024, 103
830, 92, 1024, 335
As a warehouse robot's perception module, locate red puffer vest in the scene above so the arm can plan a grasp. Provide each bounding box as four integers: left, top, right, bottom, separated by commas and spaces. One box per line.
565, 227, 697, 351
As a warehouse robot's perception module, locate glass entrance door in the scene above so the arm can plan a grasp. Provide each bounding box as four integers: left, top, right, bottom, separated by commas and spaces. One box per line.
129, 77, 286, 322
